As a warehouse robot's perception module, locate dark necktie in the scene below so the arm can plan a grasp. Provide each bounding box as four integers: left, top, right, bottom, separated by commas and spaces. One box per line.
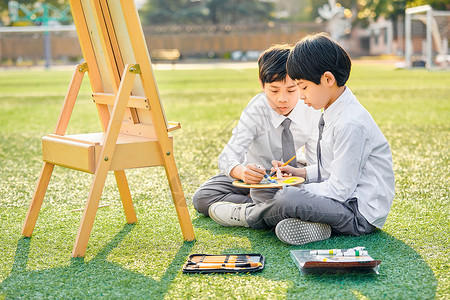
317, 114, 325, 182
281, 118, 297, 167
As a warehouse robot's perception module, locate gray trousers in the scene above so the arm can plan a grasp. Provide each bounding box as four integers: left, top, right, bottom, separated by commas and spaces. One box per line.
246, 186, 375, 236
192, 173, 252, 216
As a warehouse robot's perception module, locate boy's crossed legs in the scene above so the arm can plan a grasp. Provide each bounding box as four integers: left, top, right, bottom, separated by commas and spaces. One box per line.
209, 186, 375, 244
192, 173, 252, 217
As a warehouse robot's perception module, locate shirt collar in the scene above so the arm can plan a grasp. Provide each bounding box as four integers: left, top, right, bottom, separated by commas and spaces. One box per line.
269, 99, 304, 128
323, 86, 353, 126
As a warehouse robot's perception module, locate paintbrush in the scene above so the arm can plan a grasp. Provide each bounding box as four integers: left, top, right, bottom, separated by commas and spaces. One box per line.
269, 155, 296, 177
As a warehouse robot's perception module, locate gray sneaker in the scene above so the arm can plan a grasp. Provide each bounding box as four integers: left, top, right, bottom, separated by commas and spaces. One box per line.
275, 218, 331, 245
208, 202, 249, 227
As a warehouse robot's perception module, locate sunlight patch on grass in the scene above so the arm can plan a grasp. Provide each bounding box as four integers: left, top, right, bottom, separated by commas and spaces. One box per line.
1, 64, 448, 299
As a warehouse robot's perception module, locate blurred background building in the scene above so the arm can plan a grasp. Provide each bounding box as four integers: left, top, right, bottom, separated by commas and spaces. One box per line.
0, 0, 448, 67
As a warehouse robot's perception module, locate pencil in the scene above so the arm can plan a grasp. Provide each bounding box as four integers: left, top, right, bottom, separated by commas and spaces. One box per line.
269, 155, 296, 177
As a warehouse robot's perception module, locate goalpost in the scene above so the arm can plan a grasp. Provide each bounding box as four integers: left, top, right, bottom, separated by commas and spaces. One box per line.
405, 5, 450, 69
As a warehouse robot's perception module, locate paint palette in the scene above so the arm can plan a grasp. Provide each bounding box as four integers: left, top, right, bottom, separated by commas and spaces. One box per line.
232, 176, 304, 189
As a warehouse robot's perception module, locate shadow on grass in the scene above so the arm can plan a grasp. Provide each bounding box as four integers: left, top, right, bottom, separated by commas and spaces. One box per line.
0, 216, 438, 299
192, 215, 438, 299
1, 224, 194, 299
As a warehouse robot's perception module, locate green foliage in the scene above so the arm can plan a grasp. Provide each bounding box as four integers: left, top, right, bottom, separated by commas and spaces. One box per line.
408, 0, 450, 11
140, 0, 273, 25
0, 63, 449, 299
140, 0, 207, 25
296, 0, 449, 25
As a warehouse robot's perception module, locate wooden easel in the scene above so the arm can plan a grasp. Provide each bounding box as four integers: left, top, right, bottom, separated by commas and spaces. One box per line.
21, 0, 195, 257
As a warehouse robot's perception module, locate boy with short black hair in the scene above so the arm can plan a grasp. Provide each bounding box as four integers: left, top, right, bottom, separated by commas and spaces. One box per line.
209, 33, 395, 246
192, 44, 320, 218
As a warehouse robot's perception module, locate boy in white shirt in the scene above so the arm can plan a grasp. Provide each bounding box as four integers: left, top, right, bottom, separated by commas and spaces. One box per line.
209, 33, 395, 246
192, 45, 321, 218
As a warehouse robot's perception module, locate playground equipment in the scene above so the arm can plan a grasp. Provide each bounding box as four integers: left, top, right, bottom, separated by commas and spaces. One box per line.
7, 1, 72, 68
405, 5, 450, 69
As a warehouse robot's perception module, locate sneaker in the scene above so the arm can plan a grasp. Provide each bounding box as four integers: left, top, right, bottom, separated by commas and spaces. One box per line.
275, 218, 331, 245
208, 202, 249, 227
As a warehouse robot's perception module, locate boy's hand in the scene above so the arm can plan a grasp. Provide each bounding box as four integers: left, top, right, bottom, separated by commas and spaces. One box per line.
231, 164, 266, 184
271, 160, 306, 179
270, 160, 292, 177
242, 164, 266, 184
271, 160, 284, 170
279, 165, 306, 179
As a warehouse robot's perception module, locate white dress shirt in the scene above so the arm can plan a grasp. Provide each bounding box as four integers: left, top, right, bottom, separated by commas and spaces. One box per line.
304, 87, 395, 228
218, 92, 320, 177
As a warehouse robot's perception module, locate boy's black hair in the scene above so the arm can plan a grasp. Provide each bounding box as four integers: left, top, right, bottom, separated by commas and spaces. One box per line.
258, 44, 292, 85
287, 33, 351, 86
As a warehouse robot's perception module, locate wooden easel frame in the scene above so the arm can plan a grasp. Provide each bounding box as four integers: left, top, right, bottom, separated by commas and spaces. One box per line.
22, 0, 195, 257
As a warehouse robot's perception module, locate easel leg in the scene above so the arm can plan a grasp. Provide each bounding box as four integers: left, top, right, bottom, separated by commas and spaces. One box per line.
72, 166, 109, 257
72, 65, 137, 257
114, 170, 137, 224
22, 64, 86, 238
165, 159, 195, 241
22, 162, 55, 237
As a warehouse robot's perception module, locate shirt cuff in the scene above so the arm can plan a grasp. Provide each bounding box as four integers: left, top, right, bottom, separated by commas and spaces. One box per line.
304, 164, 318, 183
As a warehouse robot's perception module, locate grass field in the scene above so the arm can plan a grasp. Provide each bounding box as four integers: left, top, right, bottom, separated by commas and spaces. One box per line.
0, 63, 448, 299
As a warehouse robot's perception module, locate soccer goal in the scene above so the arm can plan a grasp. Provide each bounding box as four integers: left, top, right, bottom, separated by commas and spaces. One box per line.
405, 5, 450, 69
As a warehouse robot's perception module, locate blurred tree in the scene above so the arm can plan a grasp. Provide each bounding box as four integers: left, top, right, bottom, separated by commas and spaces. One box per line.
140, 0, 206, 25
408, 0, 450, 11
1, 0, 447, 27
289, 0, 449, 24
140, 0, 273, 25
284, 0, 448, 41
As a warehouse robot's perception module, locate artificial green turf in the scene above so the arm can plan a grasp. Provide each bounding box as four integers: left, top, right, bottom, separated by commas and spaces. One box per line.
0, 63, 448, 299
